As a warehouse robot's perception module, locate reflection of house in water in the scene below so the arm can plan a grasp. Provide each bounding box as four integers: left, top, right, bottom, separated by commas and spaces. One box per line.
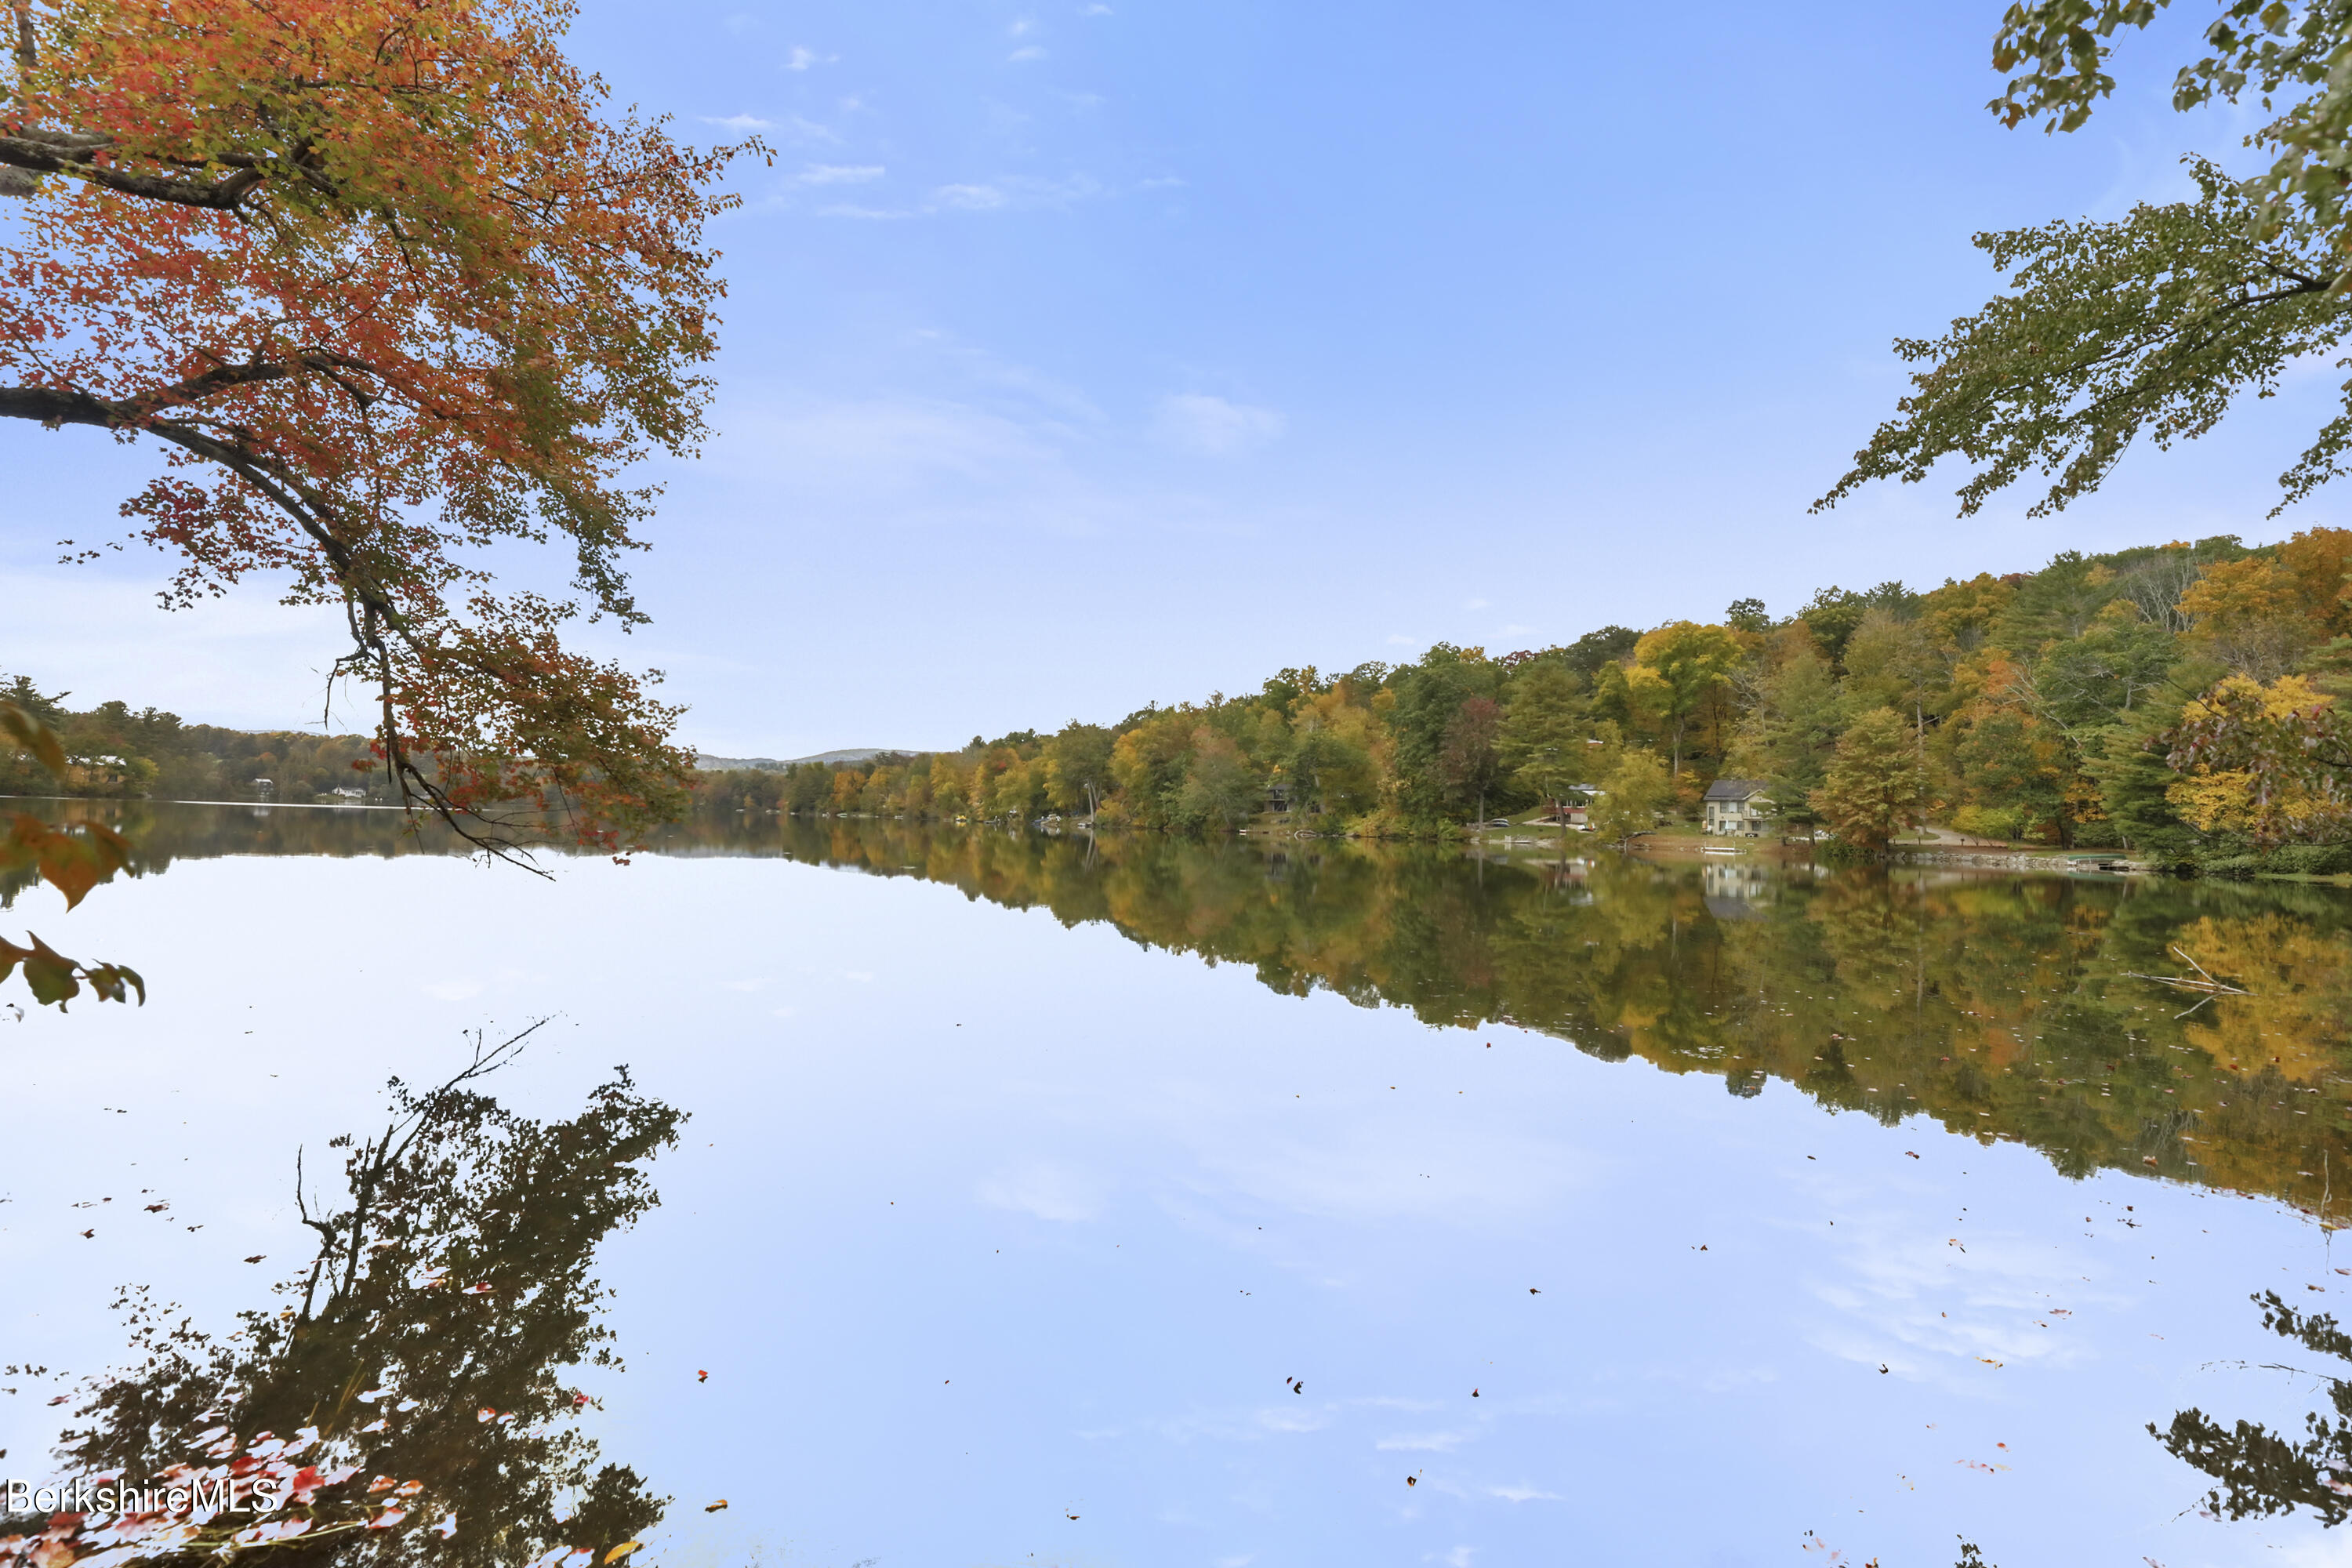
1700, 860, 1772, 920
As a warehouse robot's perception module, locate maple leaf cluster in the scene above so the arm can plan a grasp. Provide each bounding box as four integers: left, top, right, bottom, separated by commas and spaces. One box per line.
0, 0, 761, 855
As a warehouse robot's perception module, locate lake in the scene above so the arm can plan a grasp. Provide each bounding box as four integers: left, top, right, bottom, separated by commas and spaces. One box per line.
7, 801, 2352, 1567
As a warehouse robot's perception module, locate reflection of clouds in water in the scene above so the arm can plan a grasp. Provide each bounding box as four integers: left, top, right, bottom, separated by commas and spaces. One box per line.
1799, 1214, 2118, 1386
1376, 1428, 1473, 1451
2274, 1533, 2352, 1566
1188, 1124, 1592, 1226
978, 1159, 1105, 1221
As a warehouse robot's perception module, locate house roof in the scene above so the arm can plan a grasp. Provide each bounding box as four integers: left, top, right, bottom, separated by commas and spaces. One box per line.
1702, 778, 1772, 802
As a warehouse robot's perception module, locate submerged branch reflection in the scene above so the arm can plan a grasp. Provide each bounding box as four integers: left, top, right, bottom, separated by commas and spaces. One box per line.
2158, 1293, 2352, 1526
2, 1029, 683, 1568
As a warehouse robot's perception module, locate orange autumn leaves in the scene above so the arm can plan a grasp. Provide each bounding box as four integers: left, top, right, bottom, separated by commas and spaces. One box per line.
0, 0, 755, 854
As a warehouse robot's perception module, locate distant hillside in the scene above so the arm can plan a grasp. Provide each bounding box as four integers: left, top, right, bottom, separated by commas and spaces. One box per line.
694, 748, 924, 772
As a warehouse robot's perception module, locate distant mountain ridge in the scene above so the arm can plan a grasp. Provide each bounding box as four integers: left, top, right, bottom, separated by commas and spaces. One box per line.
693, 748, 925, 771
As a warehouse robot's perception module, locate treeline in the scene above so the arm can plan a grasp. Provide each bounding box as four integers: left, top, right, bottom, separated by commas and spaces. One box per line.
702, 529, 2352, 868
0, 674, 379, 803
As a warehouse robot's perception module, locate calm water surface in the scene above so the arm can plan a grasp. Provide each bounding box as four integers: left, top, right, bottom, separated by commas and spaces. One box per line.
7, 802, 2352, 1567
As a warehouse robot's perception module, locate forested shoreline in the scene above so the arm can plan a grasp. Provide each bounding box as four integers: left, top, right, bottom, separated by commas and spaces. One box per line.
705, 530, 2352, 871
14, 527, 2352, 869
0, 673, 379, 804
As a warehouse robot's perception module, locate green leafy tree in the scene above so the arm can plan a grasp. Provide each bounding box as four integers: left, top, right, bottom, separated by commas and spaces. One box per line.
1813, 707, 1928, 851
2036, 612, 2183, 728
1954, 705, 2074, 844
1499, 662, 1592, 821
1590, 749, 1671, 845
1041, 722, 1116, 816
1440, 696, 1506, 822
1171, 731, 1259, 831
1730, 644, 1845, 829
1627, 621, 1744, 778
1824, 0, 2352, 521
1842, 608, 1944, 735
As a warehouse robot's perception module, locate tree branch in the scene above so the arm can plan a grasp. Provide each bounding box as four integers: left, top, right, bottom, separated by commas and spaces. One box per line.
0, 133, 266, 209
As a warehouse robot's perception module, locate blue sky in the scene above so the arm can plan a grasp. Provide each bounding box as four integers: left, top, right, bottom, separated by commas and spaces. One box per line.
5, 0, 2345, 755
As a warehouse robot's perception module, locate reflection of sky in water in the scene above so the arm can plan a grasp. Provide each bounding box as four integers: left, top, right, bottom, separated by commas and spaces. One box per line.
7, 823, 2352, 1565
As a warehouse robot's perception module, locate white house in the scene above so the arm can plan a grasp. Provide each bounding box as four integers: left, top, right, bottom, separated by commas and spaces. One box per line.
1701, 778, 1773, 837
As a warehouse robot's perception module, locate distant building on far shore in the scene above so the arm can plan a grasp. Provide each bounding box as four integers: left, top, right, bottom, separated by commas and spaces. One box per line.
1702, 778, 1773, 837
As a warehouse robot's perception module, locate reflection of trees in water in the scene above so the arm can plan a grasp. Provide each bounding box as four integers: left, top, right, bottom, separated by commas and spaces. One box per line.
2157, 1292, 2352, 1527
17, 798, 2352, 1211
3, 1029, 682, 1568
776, 818, 2352, 1214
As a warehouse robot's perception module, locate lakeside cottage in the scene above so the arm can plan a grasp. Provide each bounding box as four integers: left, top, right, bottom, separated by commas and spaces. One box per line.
1702, 778, 1773, 837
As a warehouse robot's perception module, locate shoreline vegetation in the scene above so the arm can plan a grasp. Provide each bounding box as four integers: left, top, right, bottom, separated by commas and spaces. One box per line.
695, 529, 2352, 879
13, 527, 2352, 878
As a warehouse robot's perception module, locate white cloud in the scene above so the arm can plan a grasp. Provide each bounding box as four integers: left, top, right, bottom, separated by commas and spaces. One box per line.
1483, 1485, 1561, 1503
1446, 1549, 1475, 1568
1009, 45, 1047, 62
935, 183, 1007, 210
700, 113, 775, 132
1374, 1429, 1471, 1452
978, 1160, 1105, 1221
798, 164, 885, 185
1083, 2, 1112, 12
787, 114, 843, 145
1385, 633, 1417, 646
784, 45, 836, 71
1152, 394, 1287, 456
1464, 597, 1490, 610
1009, 15, 1039, 34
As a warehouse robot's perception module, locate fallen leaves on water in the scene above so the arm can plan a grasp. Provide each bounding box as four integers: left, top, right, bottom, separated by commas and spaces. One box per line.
604, 1542, 642, 1563
696, 1370, 708, 1383
245, 1255, 266, 1264
1977, 1357, 2005, 1368
703, 1500, 728, 1514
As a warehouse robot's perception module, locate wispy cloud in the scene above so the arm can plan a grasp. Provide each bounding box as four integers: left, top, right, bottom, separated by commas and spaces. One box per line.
1153, 394, 1287, 456
700, 113, 775, 132
935, 183, 1007, 211
978, 1160, 1104, 1222
1009, 15, 1039, 35
1009, 45, 1047, 62
922, 174, 1101, 215
785, 44, 837, 71
1374, 1429, 1472, 1452
798, 164, 885, 185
